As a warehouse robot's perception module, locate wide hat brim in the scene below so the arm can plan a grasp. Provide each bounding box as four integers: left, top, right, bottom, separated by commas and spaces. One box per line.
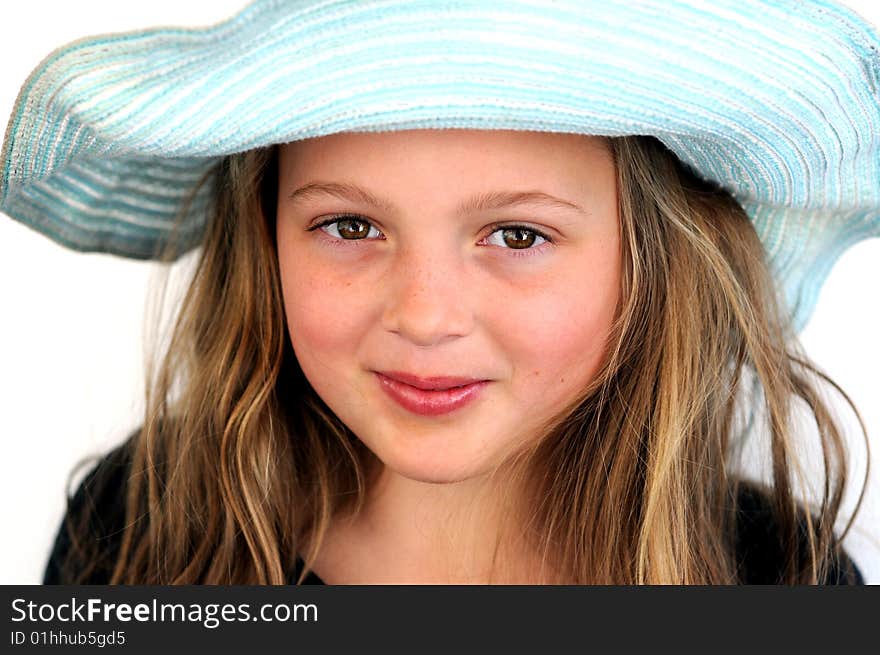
2, 0, 879, 331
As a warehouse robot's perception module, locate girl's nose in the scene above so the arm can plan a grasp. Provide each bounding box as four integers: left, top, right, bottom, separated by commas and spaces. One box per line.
380, 243, 475, 347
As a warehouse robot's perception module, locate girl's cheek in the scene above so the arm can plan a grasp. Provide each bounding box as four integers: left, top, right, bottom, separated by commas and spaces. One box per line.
505, 269, 617, 358
282, 265, 371, 348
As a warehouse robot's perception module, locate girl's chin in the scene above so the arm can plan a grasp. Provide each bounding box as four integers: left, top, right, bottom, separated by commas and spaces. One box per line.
354, 424, 518, 484
377, 454, 497, 485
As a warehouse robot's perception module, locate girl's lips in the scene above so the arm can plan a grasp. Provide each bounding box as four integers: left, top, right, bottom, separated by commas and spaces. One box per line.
374, 372, 490, 416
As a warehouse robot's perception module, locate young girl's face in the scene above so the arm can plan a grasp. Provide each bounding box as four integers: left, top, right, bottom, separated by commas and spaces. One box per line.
276, 129, 620, 484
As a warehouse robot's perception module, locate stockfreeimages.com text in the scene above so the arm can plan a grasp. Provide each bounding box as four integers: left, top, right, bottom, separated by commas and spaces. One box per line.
11, 597, 317, 629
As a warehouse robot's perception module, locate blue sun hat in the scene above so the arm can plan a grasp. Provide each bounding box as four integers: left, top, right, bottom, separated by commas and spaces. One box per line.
1, 0, 878, 331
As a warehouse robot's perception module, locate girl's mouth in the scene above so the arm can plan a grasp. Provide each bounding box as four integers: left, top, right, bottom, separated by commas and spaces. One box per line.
374, 373, 490, 416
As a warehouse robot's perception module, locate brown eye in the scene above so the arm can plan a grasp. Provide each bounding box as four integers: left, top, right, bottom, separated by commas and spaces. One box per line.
336, 218, 370, 239
501, 227, 537, 249
312, 215, 382, 240
485, 225, 549, 251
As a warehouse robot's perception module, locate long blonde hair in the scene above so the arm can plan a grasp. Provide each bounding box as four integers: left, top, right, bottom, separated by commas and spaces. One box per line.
61, 134, 869, 584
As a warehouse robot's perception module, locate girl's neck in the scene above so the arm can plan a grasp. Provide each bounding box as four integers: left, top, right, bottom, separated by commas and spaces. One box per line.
303, 464, 562, 584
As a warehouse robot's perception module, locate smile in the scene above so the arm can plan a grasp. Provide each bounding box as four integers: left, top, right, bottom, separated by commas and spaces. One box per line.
374, 372, 490, 416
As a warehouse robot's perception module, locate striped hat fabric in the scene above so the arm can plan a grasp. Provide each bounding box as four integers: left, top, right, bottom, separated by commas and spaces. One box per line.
1, 0, 879, 332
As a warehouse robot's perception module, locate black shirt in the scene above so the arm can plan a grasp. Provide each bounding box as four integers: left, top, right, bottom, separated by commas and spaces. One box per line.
43, 441, 864, 585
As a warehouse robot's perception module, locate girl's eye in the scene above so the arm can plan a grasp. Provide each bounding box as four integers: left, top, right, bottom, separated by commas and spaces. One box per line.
308, 215, 551, 254
310, 215, 383, 240
484, 225, 550, 251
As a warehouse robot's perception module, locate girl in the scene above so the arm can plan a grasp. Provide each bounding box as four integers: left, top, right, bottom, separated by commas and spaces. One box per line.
2, 0, 877, 584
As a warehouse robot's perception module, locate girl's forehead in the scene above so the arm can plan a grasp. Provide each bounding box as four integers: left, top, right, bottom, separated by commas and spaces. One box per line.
283, 128, 609, 157
278, 129, 614, 193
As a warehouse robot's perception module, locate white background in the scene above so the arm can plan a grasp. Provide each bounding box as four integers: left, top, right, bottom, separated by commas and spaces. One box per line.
1, 1, 878, 584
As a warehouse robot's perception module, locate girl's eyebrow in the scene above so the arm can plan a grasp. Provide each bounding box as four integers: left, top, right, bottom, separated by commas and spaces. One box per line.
287, 182, 590, 217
